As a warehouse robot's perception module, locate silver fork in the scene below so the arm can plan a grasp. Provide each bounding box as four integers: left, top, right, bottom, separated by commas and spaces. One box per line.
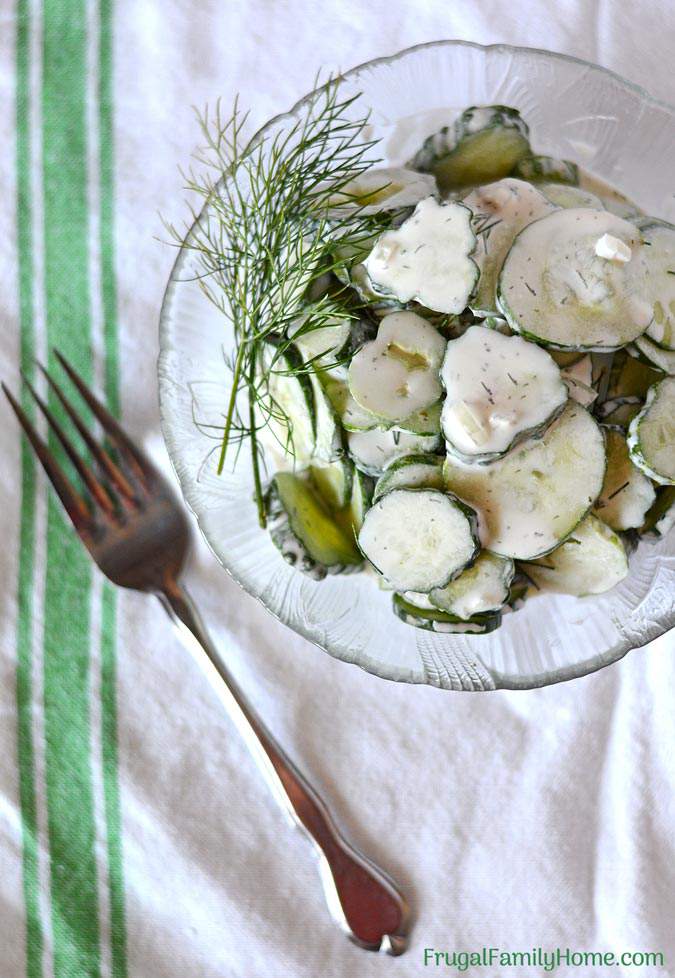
3, 352, 410, 955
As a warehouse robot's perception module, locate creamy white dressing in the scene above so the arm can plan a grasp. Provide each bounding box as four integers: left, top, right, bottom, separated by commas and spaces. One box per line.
364, 197, 477, 314
440, 325, 566, 458
595, 233, 632, 263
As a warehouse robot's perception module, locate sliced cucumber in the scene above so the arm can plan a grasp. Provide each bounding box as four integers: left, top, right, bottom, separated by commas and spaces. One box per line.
561, 354, 597, 406
633, 334, 675, 375
635, 220, 675, 350
416, 105, 531, 192
392, 593, 501, 633
263, 343, 316, 463
525, 515, 628, 596
464, 178, 555, 316
288, 309, 351, 367
606, 350, 664, 399
443, 403, 606, 559
309, 371, 343, 464
441, 325, 567, 461
627, 377, 675, 484
348, 311, 446, 423
337, 468, 373, 536
538, 183, 605, 210
429, 551, 514, 618
512, 155, 578, 185
498, 209, 653, 350
364, 198, 478, 315
372, 453, 444, 502
358, 488, 479, 592
329, 166, 437, 216
397, 401, 442, 436
550, 350, 585, 368
347, 426, 441, 477
266, 473, 362, 578
321, 375, 379, 432
641, 485, 675, 536
594, 427, 656, 530
310, 457, 354, 511
597, 396, 642, 424
482, 315, 511, 334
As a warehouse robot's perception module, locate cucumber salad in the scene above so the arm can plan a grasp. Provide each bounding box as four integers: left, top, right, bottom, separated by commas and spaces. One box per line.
255, 103, 675, 635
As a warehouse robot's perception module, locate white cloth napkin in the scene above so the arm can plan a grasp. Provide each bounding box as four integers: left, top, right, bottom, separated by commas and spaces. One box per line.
1, 2, 674, 977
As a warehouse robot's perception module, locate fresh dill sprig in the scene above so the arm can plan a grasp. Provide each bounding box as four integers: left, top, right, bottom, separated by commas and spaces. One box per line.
165, 78, 384, 526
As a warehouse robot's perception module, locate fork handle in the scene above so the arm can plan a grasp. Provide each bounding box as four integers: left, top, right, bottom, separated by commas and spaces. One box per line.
158, 578, 409, 954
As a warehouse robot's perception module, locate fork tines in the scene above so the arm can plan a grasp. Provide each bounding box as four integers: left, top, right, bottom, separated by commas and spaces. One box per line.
3, 352, 149, 534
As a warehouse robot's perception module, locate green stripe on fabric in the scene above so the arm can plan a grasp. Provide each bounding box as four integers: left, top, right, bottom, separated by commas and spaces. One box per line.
41, 2, 101, 976
98, 1, 129, 974
15, 1, 44, 974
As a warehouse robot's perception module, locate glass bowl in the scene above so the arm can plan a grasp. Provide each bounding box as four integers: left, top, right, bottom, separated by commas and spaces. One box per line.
158, 41, 675, 691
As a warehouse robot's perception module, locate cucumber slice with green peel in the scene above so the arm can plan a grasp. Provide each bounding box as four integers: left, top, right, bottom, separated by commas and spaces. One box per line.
550, 350, 585, 368
538, 183, 605, 210
345, 263, 404, 312
288, 310, 352, 368
633, 335, 675, 375
634, 220, 675, 350
397, 401, 442, 436
506, 574, 530, 610
441, 325, 567, 462
392, 594, 502, 633
525, 515, 628, 596
321, 375, 380, 432
266, 473, 362, 578
429, 551, 514, 618
336, 468, 373, 536
512, 155, 578, 185
372, 453, 445, 502
310, 457, 354, 511
597, 396, 642, 423
627, 377, 675, 484
421, 105, 531, 192
309, 371, 343, 464
497, 209, 654, 350
348, 311, 446, 423
641, 485, 675, 536
594, 427, 656, 530
481, 315, 511, 334
464, 178, 556, 316
606, 350, 664, 399
347, 426, 441, 477
364, 198, 478, 315
443, 403, 606, 560
358, 488, 479, 592
263, 344, 317, 464
328, 166, 437, 216
560, 354, 597, 406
